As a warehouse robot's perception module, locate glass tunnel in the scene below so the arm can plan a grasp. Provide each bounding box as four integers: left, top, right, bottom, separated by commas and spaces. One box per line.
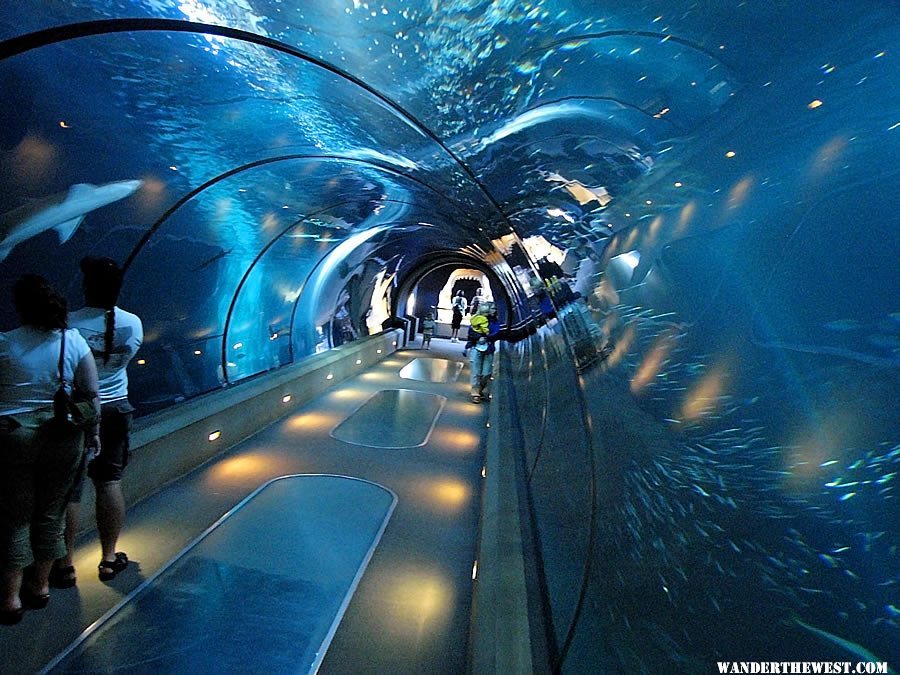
0, 1, 898, 672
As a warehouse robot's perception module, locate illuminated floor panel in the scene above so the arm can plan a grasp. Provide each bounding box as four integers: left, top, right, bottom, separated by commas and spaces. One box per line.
46, 475, 396, 674
331, 389, 446, 448
399, 357, 464, 383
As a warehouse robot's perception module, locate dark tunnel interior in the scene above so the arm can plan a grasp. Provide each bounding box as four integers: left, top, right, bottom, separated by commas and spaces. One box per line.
1, 1, 898, 671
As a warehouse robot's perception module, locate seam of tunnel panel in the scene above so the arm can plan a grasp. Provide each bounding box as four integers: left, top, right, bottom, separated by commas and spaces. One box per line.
122, 153, 483, 273
506, 95, 687, 133
223, 212, 441, 382
219, 201, 381, 383
526, 335, 552, 485
319, 237, 408, 351
520, 30, 739, 73
0, 17, 517, 234
285, 237, 353, 367
508, 314, 602, 669
499, 345, 561, 667
282, 227, 416, 368
547, 347, 600, 672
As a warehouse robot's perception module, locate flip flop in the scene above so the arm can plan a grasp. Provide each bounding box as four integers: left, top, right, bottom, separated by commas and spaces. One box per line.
19, 587, 49, 610
98, 552, 128, 581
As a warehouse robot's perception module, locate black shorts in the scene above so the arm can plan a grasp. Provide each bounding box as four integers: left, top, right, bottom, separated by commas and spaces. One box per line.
69, 401, 134, 502
451, 309, 463, 330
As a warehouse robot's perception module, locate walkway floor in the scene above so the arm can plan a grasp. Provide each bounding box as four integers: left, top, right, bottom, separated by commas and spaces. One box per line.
1, 337, 486, 674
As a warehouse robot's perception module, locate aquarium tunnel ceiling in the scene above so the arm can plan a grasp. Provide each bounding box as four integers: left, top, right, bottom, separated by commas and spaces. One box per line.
0, 2, 897, 339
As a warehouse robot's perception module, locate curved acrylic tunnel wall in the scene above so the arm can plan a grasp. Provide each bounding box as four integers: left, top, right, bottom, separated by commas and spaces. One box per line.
0, 18, 508, 412
499, 16, 900, 675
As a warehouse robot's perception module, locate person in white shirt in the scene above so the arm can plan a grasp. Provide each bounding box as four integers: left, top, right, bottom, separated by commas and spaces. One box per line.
469, 287, 484, 316
0, 275, 99, 624
53, 257, 142, 587
450, 290, 467, 342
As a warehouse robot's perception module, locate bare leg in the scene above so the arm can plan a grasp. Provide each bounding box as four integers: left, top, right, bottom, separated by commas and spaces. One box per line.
48, 502, 81, 587
1, 569, 23, 613
59, 502, 80, 568
28, 559, 53, 596
95, 481, 125, 562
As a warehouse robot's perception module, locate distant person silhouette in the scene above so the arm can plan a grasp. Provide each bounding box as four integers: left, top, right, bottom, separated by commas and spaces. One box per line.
469, 287, 484, 316
450, 290, 467, 342
421, 310, 436, 349
0, 275, 100, 624
54, 257, 142, 587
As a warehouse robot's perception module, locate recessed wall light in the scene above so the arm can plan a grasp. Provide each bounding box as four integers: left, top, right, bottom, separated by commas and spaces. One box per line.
208, 430, 221, 442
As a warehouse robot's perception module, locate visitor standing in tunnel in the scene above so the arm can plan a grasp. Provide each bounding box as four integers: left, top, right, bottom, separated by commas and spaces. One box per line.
450, 290, 467, 342
0, 275, 100, 624
421, 310, 435, 349
464, 302, 501, 404
469, 287, 484, 316
54, 257, 143, 586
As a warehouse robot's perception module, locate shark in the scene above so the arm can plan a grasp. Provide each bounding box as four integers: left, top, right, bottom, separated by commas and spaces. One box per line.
793, 616, 895, 673
0, 179, 143, 262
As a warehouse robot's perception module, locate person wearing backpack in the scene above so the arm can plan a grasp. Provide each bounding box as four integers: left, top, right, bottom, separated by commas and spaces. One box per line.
463, 302, 501, 403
